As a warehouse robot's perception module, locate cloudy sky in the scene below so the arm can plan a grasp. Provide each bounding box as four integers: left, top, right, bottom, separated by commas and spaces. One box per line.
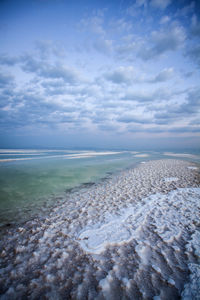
0, 0, 200, 149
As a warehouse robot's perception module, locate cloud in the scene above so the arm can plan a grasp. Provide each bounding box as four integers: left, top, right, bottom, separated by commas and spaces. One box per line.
105, 66, 135, 84
135, 0, 148, 8
98, 123, 118, 132
21, 56, 83, 84
35, 40, 66, 59
0, 54, 19, 66
186, 87, 200, 110
0, 86, 84, 132
150, 0, 171, 10
127, 125, 200, 134
126, 0, 148, 16
160, 15, 170, 24
41, 80, 67, 96
153, 87, 200, 124
177, 2, 196, 17
109, 18, 132, 33
79, 13, 105, 35
0, 1, 199, 146
191, 15, 200, 38
115, 40, 139, 61
167, 126, 200, 133
152, 68, 174, 82
139, 26, 185, 60
117, 114, 152, 124
94, 38, 113, 55
0, 73, 14, 88
121, 88, 170, 102
186, 45, 200, 67
127, 0, 171, 17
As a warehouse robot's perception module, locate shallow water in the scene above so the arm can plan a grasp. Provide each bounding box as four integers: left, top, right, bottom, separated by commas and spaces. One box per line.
0, 150, 159, 227
0, 149, 200, 228
0, 150, 132, 227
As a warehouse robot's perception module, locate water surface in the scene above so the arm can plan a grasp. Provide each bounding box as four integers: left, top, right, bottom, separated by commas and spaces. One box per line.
0, 149, 199, 227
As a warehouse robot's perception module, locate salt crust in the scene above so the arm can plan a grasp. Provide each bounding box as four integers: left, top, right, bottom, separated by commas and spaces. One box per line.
188, 166, 198, 170
164, 152, 200, 159
0, 159, 200, 299
164, 177, 179, 182
78, 187, 200, 255
0, 151, 121, 162
134, 154, 149, 157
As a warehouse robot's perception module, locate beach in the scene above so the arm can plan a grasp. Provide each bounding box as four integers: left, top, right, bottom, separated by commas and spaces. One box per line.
0, 159, 200, 299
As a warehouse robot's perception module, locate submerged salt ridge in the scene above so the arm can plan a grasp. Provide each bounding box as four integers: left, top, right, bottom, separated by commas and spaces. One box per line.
0, 159, 200, 299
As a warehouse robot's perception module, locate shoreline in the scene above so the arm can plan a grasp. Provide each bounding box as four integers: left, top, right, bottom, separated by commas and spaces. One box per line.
0, 159, 200, 299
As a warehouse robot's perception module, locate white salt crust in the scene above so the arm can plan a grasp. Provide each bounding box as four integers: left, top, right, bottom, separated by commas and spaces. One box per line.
0, 159, 200, 300
164, 177, 179, 182
188, 166, 198, 170
78, 188, 200, 255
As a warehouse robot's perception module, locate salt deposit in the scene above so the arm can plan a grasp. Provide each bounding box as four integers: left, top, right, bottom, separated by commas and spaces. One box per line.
188, 166, 198, 170
0, 159, 200, 299
78, 187, 200, 255
164, 177, 179, 182
164, 152, 200, 159
0, 151, 122, 162
134, 154, 149, 157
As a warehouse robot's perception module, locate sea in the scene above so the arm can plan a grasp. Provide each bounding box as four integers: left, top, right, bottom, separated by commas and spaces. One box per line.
0, 148, 200, 229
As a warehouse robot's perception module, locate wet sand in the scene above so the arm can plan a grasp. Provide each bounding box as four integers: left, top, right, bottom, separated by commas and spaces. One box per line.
0, 159, 200, 299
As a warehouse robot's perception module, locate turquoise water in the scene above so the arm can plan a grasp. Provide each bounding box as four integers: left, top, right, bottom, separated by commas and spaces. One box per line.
0, 149, 199, 227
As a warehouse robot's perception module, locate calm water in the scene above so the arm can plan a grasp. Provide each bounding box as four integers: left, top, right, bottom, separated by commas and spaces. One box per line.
0, 149, 199, 227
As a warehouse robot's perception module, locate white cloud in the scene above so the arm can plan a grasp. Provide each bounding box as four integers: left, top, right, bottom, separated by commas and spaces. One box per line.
150, 0, 171, 10
160, 15, 170, 24
79, 14, 105, 35
109, 18, 132, 33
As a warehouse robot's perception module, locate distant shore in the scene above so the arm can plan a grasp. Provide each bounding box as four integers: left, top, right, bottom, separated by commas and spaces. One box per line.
0, 159, 200, 299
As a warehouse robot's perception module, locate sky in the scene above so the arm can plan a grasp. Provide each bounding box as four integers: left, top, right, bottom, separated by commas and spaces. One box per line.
0, 0, 200, 150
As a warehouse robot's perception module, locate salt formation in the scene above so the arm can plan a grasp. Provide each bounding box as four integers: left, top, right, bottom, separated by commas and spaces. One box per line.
78, 188, 200, 255
164, 177, 179, 182
0, 159, 200, 300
